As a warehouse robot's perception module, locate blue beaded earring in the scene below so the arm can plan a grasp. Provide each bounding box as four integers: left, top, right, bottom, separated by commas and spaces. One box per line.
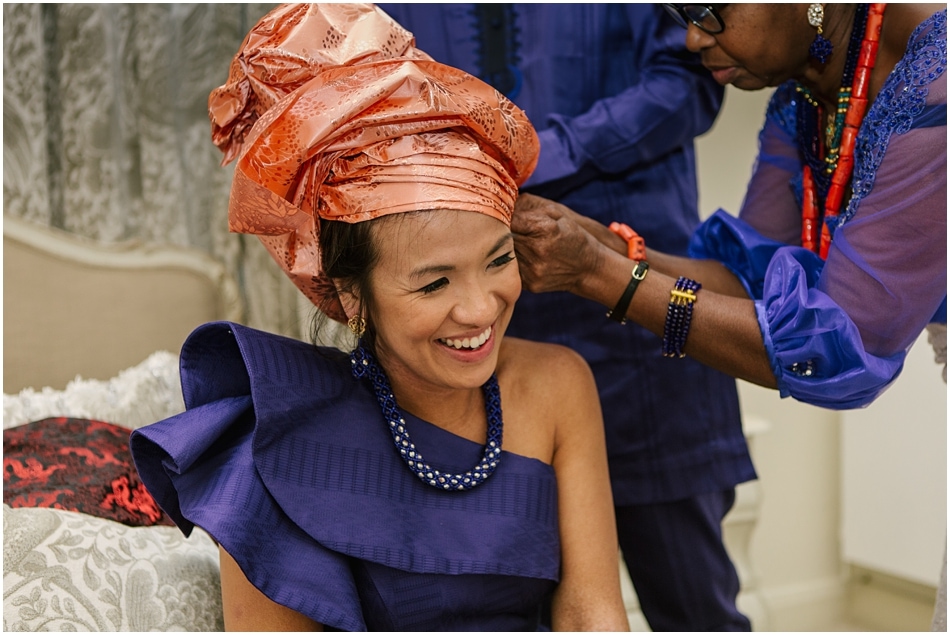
808, 3, 833, 63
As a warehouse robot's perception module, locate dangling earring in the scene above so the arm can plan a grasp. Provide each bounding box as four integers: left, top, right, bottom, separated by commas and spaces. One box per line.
807, 3, 833, 63
347, 314, 366, 338
347, 315, 371, 379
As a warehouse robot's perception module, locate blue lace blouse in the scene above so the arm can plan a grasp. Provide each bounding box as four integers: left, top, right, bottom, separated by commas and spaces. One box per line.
692, 10, 947, 409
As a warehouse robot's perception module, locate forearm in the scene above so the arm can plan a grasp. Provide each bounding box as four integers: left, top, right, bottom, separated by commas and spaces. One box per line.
642, 249, 751, 298
526, 6, 722, 188
513, 193, 775, 386
551, 586, 629, 632
575, 247, 777, 388
577, 213, 750, 298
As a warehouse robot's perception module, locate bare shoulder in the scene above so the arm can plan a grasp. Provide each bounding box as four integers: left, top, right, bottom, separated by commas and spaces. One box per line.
495, 337, 605, 463
497, 336, 596, 399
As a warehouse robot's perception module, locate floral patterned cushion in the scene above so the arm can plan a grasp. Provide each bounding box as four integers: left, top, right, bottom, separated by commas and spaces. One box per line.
3, 417, 173, 527
3, 504, 223, 632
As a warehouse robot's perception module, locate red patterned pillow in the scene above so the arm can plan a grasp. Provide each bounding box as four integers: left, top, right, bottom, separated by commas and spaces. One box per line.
3, 417, 173, 527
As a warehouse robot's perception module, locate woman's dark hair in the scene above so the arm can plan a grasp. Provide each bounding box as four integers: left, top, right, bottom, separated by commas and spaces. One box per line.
310, 217, 380, 352
310, 212, 433, 353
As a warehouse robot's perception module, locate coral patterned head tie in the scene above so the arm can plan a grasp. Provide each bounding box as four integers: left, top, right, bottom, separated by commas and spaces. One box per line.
208, 3, 539, 322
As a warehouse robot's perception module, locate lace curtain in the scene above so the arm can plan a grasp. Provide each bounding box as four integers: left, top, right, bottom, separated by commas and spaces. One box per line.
2, 3, 315, 338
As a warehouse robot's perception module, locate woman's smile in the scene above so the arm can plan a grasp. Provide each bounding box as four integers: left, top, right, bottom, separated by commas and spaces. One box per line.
439, 325, 493, 350
436, 324, 497, 366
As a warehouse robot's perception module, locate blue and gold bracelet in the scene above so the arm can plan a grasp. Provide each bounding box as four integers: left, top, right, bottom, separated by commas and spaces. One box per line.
662, 276, 701, 358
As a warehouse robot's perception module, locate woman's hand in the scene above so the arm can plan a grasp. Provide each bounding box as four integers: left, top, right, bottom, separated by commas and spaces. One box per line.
512, 193, 622, 294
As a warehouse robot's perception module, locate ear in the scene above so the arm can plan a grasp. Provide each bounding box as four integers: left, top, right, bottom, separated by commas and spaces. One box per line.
335, 284, 361, 320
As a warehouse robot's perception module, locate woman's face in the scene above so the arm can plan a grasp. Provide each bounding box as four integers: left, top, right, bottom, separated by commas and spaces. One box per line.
364, 210, 521, 395
684, 4, 814, 90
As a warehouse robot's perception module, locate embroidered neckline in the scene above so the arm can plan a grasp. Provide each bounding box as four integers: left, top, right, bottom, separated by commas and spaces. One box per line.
471, 4, 523, 99
768, 10, 946, 234
843, 9, 946, 227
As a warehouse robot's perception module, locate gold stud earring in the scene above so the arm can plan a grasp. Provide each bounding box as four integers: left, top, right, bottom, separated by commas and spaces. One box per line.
347, 314, 366, 337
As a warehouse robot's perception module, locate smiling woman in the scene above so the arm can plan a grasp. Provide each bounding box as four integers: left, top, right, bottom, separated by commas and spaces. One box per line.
353, 211, 520, 400
128, 3, 629, 632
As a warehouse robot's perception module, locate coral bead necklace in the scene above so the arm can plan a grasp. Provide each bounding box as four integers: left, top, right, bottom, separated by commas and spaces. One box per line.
800, 3, 886, 260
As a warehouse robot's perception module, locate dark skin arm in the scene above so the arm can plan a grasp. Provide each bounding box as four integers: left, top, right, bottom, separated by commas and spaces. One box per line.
511, 193, 777, 389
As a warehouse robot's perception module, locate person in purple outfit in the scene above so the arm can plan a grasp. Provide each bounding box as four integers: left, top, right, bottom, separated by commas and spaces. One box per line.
378, 3, 755, 630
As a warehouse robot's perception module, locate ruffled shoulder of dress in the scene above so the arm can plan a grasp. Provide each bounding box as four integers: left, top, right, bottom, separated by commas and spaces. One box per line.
130, 322, 560, 627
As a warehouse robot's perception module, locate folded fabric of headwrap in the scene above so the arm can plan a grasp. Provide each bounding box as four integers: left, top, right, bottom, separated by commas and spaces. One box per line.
209, 3, 539, 322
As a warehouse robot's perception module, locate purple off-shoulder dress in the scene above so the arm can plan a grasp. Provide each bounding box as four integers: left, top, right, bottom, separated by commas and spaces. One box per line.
692, 10, 947, 409
130, 322, 559, 631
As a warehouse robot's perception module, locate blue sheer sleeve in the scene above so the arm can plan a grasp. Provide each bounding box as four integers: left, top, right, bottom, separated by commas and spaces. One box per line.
693, 208, 942, 410
691, 212, 905, 409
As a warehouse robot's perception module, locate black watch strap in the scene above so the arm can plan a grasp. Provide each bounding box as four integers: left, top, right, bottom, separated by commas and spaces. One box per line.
607, 260, 650, 324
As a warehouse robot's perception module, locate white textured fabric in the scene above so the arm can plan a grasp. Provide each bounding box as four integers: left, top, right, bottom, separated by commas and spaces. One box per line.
3, 353, 223, 631
934, 545, 947, 632
926, 323, 947, 383
926, 322, 947, 631
3, 351, 183, 430
3, 505, 222, 632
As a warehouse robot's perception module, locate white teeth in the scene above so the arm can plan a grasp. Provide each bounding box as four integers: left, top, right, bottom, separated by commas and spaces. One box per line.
441, 326, 492, 350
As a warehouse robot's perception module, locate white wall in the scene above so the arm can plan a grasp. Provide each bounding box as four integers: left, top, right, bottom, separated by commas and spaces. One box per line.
841, 333, 947, 587
695, 87, 946, 630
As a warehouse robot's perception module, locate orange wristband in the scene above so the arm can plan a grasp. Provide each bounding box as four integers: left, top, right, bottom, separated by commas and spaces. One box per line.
608, 222, 646, 261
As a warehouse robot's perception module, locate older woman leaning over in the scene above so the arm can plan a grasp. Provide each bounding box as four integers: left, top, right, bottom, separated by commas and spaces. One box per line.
130, 4, 628, 632
512, 3, 946, 410
512, 5, 946, 628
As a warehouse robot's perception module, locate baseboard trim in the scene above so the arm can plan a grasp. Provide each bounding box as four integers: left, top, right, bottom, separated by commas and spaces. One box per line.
846, 565, 938, 631
759, 577, 846, 631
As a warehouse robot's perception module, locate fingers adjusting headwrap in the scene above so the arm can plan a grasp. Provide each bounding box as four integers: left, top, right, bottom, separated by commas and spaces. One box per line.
209, 3, 539, 321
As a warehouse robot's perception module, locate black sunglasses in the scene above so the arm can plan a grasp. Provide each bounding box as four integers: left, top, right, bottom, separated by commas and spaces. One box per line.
662, 4, 726, 35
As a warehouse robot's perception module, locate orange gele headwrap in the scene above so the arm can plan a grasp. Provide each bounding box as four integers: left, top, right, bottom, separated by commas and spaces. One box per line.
209, 3, 539, 322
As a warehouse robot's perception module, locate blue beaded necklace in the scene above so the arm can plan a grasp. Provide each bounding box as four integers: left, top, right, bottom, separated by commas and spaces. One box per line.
350, 344, 503, 491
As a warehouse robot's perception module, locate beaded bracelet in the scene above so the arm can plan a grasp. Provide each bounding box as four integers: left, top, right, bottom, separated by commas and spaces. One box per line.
606, 260, 650, 324
608, 222, 647, 261
662, 276, 702, 358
